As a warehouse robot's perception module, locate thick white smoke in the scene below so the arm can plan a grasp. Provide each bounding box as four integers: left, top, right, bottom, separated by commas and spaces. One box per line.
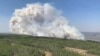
9, 3, 85, 40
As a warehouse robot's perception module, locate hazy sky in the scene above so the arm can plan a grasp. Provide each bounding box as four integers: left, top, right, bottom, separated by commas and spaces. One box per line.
0, 0, 100, 33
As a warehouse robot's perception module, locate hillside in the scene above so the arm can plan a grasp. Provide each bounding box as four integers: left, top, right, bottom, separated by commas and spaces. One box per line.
0, 34, 100, 56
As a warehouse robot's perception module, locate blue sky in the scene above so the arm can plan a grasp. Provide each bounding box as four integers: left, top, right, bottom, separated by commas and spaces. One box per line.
0, 0, 100, 33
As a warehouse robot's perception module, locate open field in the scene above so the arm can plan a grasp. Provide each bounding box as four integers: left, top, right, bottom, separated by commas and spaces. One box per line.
0, 34, 100, 56
84, 32, 100, 42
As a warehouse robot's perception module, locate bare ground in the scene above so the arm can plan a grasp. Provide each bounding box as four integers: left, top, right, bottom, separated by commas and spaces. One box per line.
44, 51, 52, 56
65, 47, 97, 56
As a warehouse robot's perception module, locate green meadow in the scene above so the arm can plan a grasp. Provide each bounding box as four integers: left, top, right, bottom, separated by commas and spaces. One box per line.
0, 34, 100, 56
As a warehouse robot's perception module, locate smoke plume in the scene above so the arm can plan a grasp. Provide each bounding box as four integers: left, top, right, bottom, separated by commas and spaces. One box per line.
9, 3, 85, 40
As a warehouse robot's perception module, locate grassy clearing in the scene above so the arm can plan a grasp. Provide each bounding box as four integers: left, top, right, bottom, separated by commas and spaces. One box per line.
0, 34, 100, 56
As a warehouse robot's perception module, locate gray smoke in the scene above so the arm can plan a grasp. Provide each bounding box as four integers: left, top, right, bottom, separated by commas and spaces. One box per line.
9, 3, 85, 40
